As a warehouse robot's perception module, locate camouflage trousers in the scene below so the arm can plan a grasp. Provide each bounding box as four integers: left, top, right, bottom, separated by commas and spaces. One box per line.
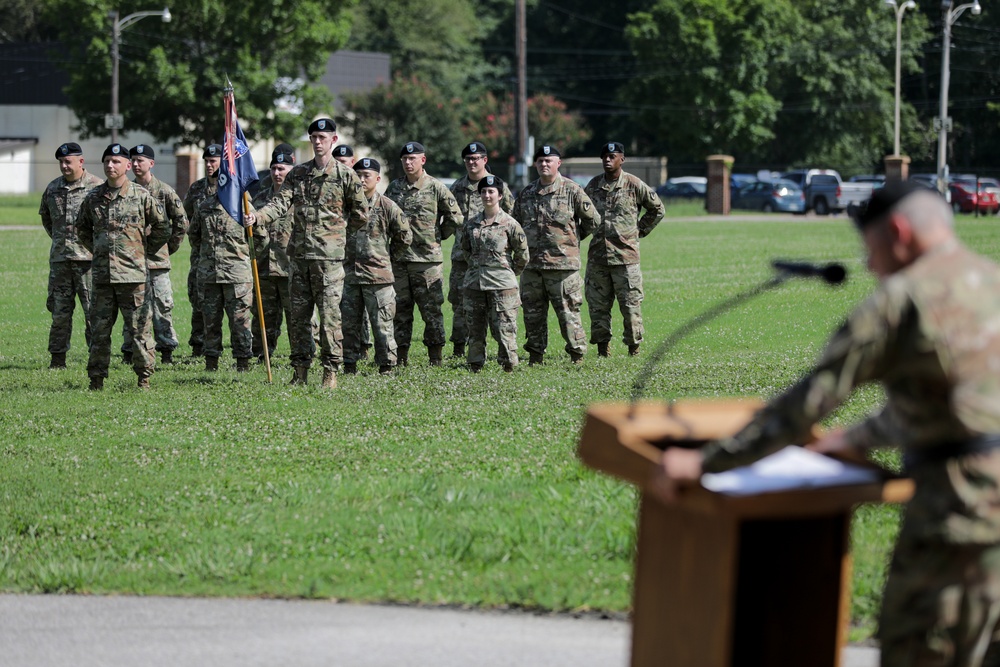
464, 287, 520, 368
47, 260, 92, 354
586, 262, 644, 346
201, 282, 253, 360
289, 258, 344, 370
342, 282, 397, 366
88, 281, 153, 378
520, 268, 587, 358
120, 269, 179, 354
339, 296, 372, 349
448, 260, 469, 345
187, 263, 204, 350
251, 275, 291, 357
393, 261, 446, 348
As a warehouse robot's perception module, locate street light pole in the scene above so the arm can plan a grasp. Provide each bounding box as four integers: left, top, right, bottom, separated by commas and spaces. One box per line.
109, 7, 172, 143
886, 0, 915, 157
936, 0, 981, 195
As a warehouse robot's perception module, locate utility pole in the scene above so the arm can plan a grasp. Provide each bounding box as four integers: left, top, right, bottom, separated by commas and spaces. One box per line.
514, 0, 527, 189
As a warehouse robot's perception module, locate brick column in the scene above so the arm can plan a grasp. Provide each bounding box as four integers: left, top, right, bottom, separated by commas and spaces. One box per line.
883, 155, 910, 184
706, 155, 733, 215
175, 152, 198, 199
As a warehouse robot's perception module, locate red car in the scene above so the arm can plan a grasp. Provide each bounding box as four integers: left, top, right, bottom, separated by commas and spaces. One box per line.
949, 181, 1000, 214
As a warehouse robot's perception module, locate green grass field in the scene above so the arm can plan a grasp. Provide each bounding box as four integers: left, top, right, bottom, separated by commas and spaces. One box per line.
2, 195, 997, 640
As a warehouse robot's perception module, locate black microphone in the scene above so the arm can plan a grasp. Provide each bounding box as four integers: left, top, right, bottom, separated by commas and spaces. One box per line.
771, 260, 847, 285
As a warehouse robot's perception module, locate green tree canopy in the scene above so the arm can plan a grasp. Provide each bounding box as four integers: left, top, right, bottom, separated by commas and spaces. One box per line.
461, 91, 591, 161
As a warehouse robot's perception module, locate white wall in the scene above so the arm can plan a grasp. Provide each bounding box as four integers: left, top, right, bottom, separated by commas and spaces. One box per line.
0, 145, 33, 193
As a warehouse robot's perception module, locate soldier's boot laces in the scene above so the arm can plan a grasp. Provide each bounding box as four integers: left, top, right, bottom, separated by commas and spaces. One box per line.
205, 356, 219, 372
528, 352, 544, 366
597, 342, 611, 358
49, 353, 67, 369
89, 376, 104, 391
290, 366, 308, 386
343, 362, 357, 375
137, 375, 151, 390
321, 368, 337, 389
428, 345, 444, 367
569, 352, 585, 365
628, 344, 641, 357
122, 352, 133, 365
397, 345, 410, 367
236, 358, 250, 373
453, 343, 465, 358
161, 350, 173, 365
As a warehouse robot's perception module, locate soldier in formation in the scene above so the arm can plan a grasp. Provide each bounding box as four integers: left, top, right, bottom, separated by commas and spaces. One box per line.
584, 142, 664, 357
39, 142, 103, 368
76, 143, 169, 390
461, 175, 527, 373
182, 144, 222, 357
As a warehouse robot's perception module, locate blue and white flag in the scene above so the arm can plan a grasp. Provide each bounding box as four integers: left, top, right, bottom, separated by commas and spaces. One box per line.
218, 88, 259, 226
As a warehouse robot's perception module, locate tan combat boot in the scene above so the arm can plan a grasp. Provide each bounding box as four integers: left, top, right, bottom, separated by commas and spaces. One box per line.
137, 375, 151, 390
289, 366, 308, 385
428, 345, 444, 367
89, 376, 104, 391
597, 342, 611, 357
236, 358, 250, 372
321, 367, 337, 389
49, 353, 67, 369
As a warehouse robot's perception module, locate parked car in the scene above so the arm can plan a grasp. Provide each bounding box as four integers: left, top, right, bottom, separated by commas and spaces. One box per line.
848, 174, 885, 184
732, 179, 806, 213
781, 169, 874, 215
730, 173, 756, 191
949, 181, 1000, 215
656, 176, 707, 200
952, 175, 1000, 209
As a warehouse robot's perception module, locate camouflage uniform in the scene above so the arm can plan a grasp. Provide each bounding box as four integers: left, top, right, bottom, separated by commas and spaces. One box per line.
449, 175, 514, 348
701, 241, 1000, 666
39, 169, 104, 356
121, 175, 188, 356
342, 193, 412, 367
77, 181, 169, 379
461, 209, 528, 369
512, 173, 598, 360
584, 171, 664, 347
385, 173, 462, 355
188, 196, 263, 362
255, 158, 368, 371
250, 176, 293, 358
182, 177, 216, 353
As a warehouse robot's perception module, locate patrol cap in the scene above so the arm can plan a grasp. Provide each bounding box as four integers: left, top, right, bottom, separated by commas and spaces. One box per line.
55, 142, 82, 159
400, 141, 426, 157
462, 142, 488, 158
533, 144, 561, 160
203, 144, 223, 159
271, 144, 295, 167
130, 144, 154, 160
477, 174, 505, 193
308, 118, 337, 134
334, 144, 354, 158
102, 143, 129, 160
601, 142, 625, 156
852, 180, 938, 230
354, 158, 381, 173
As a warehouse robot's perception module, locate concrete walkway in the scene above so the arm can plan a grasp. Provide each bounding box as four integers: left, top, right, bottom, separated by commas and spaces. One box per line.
0, 594, 878, 666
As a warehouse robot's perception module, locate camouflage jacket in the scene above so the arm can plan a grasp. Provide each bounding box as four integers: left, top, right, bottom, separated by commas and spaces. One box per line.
449, 174, 514, 263
385, 172, 462, 264
77, 180, 169, 284
511, 173, 599, 271
461, 210, 529, 291
251, 182, 292, 278
183, 177, 217, 264
137, 175, 188, 271
702, 241, 1000, 543
584, 171, 664, 266
188, 195, 264, 285
39, 170, 104, 263
255, 158, 368, 262
346, 193, 412, 285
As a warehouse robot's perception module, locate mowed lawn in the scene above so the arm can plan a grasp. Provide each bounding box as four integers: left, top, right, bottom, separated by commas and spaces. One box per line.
3, 196, 998, 639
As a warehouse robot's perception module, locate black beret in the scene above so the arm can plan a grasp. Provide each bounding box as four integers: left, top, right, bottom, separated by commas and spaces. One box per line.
203, 144, 223, 159
271, 147, 295, 167
308, 118, 337, 134
272, 142, 295, 157
334, 145, 354, 158
533, 144, 561, 160
601, 142, 625, 156
354, 158, 381, 173
400, 141, 426, 157
852, 180, 938, 229
477, 174, 505, 193
130, 144, 154, 160
462, 142, 488, 158
102, 143, 129, 160
55, 142, 82, 159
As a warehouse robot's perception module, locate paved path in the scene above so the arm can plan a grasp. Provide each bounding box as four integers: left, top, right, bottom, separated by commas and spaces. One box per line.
0, 594, 878, 666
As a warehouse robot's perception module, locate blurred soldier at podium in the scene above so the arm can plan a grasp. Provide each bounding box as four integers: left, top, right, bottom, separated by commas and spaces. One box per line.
656, 181, 1000, 666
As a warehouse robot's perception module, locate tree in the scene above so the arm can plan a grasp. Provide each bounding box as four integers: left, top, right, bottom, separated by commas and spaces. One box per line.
461, 92, 592, 161
44, 0, 353, 146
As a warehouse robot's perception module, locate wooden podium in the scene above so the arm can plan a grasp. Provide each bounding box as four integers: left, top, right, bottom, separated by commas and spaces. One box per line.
578, 400, 913, 667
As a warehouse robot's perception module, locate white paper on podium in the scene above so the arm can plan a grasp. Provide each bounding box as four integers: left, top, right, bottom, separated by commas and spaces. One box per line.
700, 446, 881, 497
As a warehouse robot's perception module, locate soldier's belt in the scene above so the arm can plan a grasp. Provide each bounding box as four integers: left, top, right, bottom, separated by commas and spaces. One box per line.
905, 433, 1000, 469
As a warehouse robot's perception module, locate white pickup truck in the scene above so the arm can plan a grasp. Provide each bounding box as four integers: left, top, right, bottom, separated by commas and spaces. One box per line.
780, 169, 876, 215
